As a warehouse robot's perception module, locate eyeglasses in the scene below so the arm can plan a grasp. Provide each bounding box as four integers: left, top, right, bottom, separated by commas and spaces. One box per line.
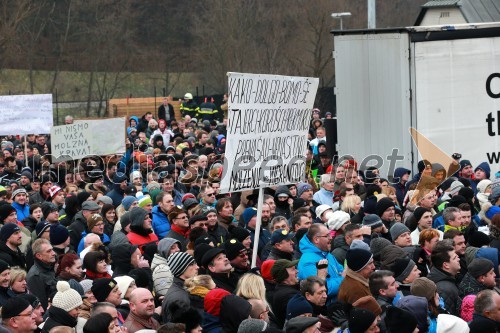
206, 193, 215, 197
94, 223, 104, 227
316, 234, 331, 238
175, 216, 188, 220
239, 251, 249, 258
195, 222, 208, 227
16, 310, 34, 317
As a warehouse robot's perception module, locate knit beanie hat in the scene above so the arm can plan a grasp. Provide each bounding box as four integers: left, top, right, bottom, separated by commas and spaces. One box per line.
228, 226, 251, 243
326, 211, 350, 231
0, 223, 20, 242
315, 205, 332, 218
449, 180, 464, 195
491, 178, 500, 204
48, 186, 62, 199
348, 307, 376, 333
376, 198, 395, 217
370, 237, 392, 258
380, 245, 408, 270
260, 260, 275, 281
224, 239, 246, 261
293, 198, 308, 211
87, 213, 103, 230
413, 207, 430, 223
79, 279, 93, 294
41, 202, 58, 219
297, 183, 313, 198
1, 296, 31, 319
238, 319, 268, 333
204, 288, 231, 316
460, 294, 476, 323
363, 196, 378, 215
167, 252, 195, 277
436, 314, 469, 333
11, 188, 27, 200
52, 281, 83, 312
241, 207, 258, 225
350, 239, 371, 252
91, 278, 118, 302
467, 258, 494, 278
391, 258, 416, 283
352, 296, 382, 316
346, 248, 373, 272
0, 259, 10, 274
385, 306, 418, 333
390, 223, 410, 242
362, 214, 383, 229
468, 229, 491, 248
137, 195, 152, 208
114, 275, 135, 299
286, 294, 314, 319
411, 277, 437, 301
50, 223, 69, 246
0, 204, 16, 222
122, 196, 138, 211
35, 221, 51, 238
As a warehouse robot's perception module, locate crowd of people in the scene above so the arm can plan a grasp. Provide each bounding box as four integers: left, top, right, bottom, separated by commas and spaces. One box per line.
0, 102, 496, 333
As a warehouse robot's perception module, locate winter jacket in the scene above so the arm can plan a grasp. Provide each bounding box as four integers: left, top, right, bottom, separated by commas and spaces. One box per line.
220, 295, 252, 333
298, 233, 344, 302
203, 312, 222, 333
12, 202, 29, 222
26, 258, 57, 310
458, 272, 488, 297
123, 311, 160, 333
313, 188, 334, 206
272, 284, 300, 329
164, 229, 188, 251
161, 277, 190, 323
337, 268, 371, 304
207, 224, 229, 248
247, 226, 271, 257
0, 242, 26, 269
151, 254, 173, 297
267, 247, 294, 261
469, 313, 500, 333
0, 286, 10, 306
68, 211, 88, 250
151, 205, 171, 239
42, 306, 78, 332
331, 235, 349, 266
427, 267, 461, 316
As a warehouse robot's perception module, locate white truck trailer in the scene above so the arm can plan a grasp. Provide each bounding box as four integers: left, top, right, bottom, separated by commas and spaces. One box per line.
333, 23, 500, 178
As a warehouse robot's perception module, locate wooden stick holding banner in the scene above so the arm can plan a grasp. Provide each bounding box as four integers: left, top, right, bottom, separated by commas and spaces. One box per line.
24, 135, 28, 167
251, 185, 265, 268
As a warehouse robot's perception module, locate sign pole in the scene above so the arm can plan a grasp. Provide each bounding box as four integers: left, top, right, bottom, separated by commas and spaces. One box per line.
24, 135, 28, 167
251, 185, 265, 268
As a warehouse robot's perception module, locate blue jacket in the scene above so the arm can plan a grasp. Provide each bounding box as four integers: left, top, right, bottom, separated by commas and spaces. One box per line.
77, 231, 110, 254
152, 205, 171, 239
12, 202, 30, 222
393, 167, 411, 205
203, 312, 221, 333
313, 188, 334, 206
298, 234, 344, 302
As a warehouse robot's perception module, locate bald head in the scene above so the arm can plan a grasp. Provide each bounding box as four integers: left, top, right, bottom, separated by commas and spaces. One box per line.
129, 288, 153, 304
84, 233, 100, 247
129, 288, 155, 318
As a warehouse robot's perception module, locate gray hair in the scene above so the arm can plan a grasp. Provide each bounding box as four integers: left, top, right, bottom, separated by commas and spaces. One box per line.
443, 207, 460, 224
475, 290, 498, 314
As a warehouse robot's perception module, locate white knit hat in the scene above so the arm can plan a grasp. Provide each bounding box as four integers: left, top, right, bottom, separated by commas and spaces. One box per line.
326, 211, 351, 231
52, 281, 83, 312
114, 275, 135, 299
436, 314, 469, 333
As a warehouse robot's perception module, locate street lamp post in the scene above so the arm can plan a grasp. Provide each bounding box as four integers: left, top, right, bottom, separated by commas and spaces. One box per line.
331, 12, 352, 30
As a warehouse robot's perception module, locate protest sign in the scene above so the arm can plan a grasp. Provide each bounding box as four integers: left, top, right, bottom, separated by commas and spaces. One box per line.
51, 117, 126, 161
220, 73, 319, 193
0, 94, 53, 135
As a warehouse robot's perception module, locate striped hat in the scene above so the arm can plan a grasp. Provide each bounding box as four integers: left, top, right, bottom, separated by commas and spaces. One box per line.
167, 251, 195, 277
138, 195, 153, 208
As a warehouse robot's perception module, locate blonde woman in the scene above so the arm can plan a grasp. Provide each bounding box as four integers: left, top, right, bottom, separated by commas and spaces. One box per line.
341, 195, 362, 216
9, 267, 27, 296
184, 275, 216, 315
382, 186, 401, 207
235, 273, 271, 311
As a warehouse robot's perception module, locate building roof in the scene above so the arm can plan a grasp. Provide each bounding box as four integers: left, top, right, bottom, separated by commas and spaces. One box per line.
415, 0, 500, 25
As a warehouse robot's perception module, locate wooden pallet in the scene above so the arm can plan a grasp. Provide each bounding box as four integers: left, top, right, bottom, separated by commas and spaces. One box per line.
108, 97, 182, 121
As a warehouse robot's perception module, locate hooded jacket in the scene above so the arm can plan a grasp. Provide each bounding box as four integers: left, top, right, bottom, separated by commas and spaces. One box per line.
393, 167, 411, 205
151, 238, 179, 297
298, 233, 344, 302
126, 208, 158, 251
111, 243, 138, 277
68, 211, 89, 250
427, 266, 461, 316
274, 186, 292, 219
220, 295, 252, 333
152, 204, 171, 239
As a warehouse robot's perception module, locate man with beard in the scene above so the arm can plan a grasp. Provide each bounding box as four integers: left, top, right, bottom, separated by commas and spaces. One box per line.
203, 247, 239, 293
124, 288, 160, 333
224, 239, 249, 277
0, 223, 26, 269
261, 203, 272, 229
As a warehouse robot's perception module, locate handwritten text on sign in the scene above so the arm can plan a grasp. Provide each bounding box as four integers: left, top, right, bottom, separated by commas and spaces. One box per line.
220, 73, 319, 193
0, 94, 53, 135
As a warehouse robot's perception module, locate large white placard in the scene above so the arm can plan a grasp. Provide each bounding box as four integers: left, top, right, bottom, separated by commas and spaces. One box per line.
220, 73, 319, 193
0, 94, 53, 135
51, 117, 126, 160
414, 37, 500, 169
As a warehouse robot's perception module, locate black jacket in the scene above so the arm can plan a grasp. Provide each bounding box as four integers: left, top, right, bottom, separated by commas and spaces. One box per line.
26, 258, 57, 310
42, 306, 78, 332
427, 266, 461, 316
0, 242, 26, 270
209, 271, 239, 293
68, 211, 88, 250
469, 313, 500, 333
272, 284, 300, 328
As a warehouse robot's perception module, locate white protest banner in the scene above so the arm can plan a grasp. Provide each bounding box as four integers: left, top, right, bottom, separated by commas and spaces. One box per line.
0, 94, 53, 135
51, 117, 126, 161
220, 73, 319, 193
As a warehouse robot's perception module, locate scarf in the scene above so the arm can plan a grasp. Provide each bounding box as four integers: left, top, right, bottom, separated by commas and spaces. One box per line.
85, 270, 112, 280
171, 224, 190, 238
189, 285, 210, 298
